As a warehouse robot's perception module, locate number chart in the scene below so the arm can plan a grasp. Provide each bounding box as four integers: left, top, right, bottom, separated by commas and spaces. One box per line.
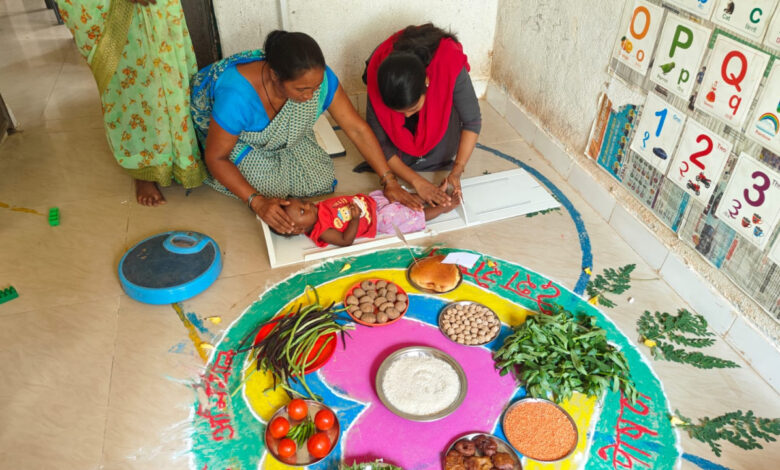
694, 34, 771, 128
718, 153, 780, 249
668, 118, 734, 204
630, 92, 687, 173
616, 0, 666, 75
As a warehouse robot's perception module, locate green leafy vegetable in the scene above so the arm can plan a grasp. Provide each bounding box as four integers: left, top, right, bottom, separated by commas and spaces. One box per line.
493, 307, 637, 403
637, 309, 740, 369
672, 409, 780, 457
585, 264, 635, 308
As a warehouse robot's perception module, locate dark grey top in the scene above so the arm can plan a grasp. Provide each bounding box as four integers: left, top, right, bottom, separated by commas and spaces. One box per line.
365, 67, 482, 172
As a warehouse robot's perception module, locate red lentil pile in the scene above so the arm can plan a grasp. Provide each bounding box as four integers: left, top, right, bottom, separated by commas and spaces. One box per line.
504, 400, 577, 461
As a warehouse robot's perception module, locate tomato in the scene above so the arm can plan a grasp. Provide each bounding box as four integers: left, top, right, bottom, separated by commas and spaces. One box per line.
307, 432, 331, 459
269, 416, 290, 439
314, 409, 335, 431
277, 438, 296, 458
287, 398, 308, 421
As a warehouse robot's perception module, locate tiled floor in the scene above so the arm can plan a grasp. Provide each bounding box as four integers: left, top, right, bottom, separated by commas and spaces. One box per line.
1, 2, 778, 469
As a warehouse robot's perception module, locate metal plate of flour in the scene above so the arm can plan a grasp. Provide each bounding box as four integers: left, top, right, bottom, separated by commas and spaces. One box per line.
375, 346, 467, 422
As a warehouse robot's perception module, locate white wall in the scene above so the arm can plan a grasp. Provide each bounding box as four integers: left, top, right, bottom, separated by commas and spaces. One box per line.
491, 0, 623, 151
213, 0, 498, 95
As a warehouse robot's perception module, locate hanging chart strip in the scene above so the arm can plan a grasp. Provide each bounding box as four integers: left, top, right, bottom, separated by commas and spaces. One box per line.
665, 0, 717, 19
668, 118, 734, 203
616, 0, 666, 75
711, 0, 779, 41
651, 14, 712, 100
695, 34, 771, 128
718, 152, 780, 249
630, 92, 687, 173
746, 61, 780, 155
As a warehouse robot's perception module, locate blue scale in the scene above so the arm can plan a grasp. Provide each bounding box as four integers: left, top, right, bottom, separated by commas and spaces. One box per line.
118, 231, 222, 305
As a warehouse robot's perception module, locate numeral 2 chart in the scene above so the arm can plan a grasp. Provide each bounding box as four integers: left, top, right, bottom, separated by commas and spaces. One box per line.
668, 118, 733, 204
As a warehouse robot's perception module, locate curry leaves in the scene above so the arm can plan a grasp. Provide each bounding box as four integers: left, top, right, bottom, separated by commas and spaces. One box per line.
493, 309, 637, 404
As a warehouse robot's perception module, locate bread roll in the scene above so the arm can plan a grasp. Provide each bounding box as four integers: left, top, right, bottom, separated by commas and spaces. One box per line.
409, 255, 460, 293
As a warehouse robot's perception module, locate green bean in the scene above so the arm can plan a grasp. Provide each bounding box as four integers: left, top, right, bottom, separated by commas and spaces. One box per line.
238, 289, 353, 400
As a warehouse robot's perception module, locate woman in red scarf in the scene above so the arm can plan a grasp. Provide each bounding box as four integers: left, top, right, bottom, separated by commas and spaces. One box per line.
360, 24, 482, 206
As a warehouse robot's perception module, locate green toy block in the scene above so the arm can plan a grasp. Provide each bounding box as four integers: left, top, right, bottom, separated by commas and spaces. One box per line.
48, 207, 60, 226
0, 286, 18, 304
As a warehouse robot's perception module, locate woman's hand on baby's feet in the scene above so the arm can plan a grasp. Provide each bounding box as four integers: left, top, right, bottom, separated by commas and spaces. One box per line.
442, 193, 461, 212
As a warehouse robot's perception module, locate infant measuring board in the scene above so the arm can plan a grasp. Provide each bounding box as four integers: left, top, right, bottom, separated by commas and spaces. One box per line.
259, 169, 560, 268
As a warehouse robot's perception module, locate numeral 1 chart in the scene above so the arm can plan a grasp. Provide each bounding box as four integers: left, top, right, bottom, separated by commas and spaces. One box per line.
718, 153, 780, 249
630, 92, 687, 173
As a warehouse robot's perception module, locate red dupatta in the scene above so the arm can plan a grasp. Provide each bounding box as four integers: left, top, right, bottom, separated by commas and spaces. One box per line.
366, 31, 469, 157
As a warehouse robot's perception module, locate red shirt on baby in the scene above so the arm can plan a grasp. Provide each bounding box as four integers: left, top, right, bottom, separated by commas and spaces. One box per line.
308, 194, 378, 247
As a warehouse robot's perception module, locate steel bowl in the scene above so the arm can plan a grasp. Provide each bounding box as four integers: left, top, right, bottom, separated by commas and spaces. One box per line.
375, 346, 467, 421
264, 400, 341, 467
443, 432, 522, 469
438, 301, 501, 346
501, 397, 579, 462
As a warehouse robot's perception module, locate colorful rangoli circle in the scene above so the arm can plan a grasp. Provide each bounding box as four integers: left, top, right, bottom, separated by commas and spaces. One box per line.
190, 248, 678, 469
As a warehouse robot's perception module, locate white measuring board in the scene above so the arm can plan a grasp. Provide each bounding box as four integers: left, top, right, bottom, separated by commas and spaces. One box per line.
313, 114, 345, 157
260, 169, 561, 268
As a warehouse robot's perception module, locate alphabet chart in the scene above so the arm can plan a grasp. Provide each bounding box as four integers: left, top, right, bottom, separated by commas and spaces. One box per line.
630, 92, 687, 173
763, 5, 780, 50
711, 0, 778, 41
650, 14, 712, 99
616, 0, 666, 75
746, 61, 780, 155
665, 0, 717, 19
718, 153, 780, 249
668, 118, 734, 203
694, 34, 771, 128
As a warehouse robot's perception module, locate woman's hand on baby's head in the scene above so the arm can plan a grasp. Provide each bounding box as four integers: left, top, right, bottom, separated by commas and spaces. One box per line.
253, 197, 296, 234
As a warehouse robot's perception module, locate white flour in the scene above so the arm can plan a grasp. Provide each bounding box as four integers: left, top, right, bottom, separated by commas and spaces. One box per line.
381, 354, 460, 416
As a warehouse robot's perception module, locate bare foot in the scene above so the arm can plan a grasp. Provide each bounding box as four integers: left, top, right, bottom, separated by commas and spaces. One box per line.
135, 179, 166, 206
423, 194, 460, 220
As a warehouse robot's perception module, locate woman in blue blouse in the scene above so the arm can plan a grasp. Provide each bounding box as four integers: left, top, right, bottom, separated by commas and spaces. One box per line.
191, 31, 418, 234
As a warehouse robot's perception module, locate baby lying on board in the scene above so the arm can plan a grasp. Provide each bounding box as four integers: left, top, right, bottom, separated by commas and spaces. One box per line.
280, 190, 459, 247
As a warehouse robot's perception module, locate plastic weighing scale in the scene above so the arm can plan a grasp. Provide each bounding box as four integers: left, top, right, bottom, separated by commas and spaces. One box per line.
118, 231, 222, 304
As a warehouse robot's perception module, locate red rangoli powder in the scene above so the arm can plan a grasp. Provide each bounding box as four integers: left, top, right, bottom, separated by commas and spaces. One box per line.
504, 401, 577, 461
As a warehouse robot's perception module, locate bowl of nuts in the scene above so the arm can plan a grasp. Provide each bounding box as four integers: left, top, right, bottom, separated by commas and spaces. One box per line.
439, 301, 501, 346
344, 279, 409, 327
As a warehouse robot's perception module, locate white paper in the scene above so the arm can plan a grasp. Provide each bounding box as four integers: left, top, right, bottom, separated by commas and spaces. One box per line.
650, 14, 712, 99
668, 118, 734, 204
711, 0, 778, 41
718, 153, 780, 249
630, 92, 687, 173
441, 252, 481, 269
616, 0, 666, 75
745, 61, 780, 154
665, 0, 717, 18
763, 5, 780, 50
695, 35, 771, 128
